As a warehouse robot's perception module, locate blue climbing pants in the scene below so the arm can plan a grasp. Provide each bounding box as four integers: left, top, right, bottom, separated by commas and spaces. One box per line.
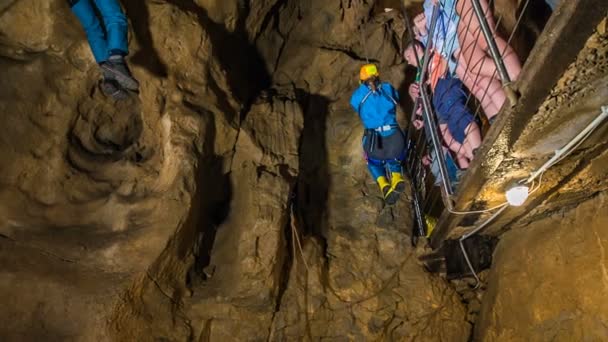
367, 158, 402, 180
70, 0, 129, 63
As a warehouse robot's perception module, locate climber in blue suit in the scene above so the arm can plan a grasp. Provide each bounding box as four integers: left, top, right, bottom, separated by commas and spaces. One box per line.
68, 0, 139, 99
350, 64, 406, 205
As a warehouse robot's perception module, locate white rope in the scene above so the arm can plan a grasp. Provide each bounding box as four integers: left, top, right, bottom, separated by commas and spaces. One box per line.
526, 106, 608, 184
290, 204, 309, 272
459, 203, 508, 288
448, 201, 507, 215
455, 105, 608, 287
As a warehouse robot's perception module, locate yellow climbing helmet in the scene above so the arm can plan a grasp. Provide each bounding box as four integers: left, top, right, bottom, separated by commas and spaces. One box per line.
359, 64, 379, 81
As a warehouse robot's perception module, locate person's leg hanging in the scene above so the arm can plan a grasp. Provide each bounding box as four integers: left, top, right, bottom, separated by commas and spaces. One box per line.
368, 158, 401, 205
387, 159, 405, 193
70, 0, 108, 63
368, 159, 389, 192
456, 62, 505, 119
463, 122, 482, 160
94, 0, 139, 90
93, 0, 128, 55
482, 75, 507, 119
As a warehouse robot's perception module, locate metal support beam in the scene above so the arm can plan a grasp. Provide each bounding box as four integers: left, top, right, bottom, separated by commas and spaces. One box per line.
409, 167, 427, 240
417, 5, 455, 209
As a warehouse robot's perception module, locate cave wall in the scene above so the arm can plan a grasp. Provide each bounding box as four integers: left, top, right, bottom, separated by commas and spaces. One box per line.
443, 14, 608, 342
2, 0, 589, 340
180, 0, 470, 340
0, 0, 471, 341
0, 0, 242, 339
2, 0, 593, 341
476, 191, 608, 341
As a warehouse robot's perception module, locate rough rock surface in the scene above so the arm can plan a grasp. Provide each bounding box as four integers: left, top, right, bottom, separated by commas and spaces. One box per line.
476, 191, 608, 341
0, 0, 470, 341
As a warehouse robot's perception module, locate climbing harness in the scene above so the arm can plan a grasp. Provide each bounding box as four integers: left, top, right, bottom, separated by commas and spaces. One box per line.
364, 127, 400, 156
374, 124, 399, 133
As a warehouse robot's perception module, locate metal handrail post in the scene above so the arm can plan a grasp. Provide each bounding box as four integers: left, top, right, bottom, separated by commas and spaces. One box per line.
402, 4, 432, 241
417, 5, 455, 209
420, 89, 455, 202
471, 0, 518, 105
419, 5, 439, 85
409, 160, 427, 238
402, 4, 424, 176
412, 181, 427, 238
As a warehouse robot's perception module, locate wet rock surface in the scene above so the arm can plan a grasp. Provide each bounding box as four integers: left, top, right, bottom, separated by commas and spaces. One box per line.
0, 0, 470, 341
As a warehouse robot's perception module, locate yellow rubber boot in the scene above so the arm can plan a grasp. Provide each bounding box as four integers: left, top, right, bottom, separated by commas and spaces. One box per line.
391, 172, 406, 193
378, 176, 399, 205
424, 214, 438, 238
377, 176, 390, 196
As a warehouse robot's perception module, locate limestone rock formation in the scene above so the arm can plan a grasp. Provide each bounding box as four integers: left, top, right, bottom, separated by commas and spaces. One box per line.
271, 237, 470, 341
0, 0, 472, 341
476, 192, 608, 341
184, 87, 304, 340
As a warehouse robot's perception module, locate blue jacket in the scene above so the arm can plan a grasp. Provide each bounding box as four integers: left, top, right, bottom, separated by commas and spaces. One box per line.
350, 82, 399, 131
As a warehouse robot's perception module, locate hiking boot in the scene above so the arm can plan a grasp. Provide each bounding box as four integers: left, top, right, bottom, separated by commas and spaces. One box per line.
101, 55, 139, 91
378, 176, 399, 205
390, 172, 406, 193
100, 78, 129, 100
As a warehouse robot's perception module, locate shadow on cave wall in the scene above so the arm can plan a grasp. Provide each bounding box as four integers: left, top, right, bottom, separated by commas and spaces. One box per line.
0, 1, 18, 16
162, 0, 271, 117
295, 91, 331, 238
149, 0, 278, 286
119, 0, 168, 77
187, 155, 231, 280
397, 64, 418, 123
176, 106, 232, 281
497, 0, 554, 62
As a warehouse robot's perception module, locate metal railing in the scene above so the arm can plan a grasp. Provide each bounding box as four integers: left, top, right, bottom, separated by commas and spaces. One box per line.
403, 0, 537, 239
418, 5, 455, 204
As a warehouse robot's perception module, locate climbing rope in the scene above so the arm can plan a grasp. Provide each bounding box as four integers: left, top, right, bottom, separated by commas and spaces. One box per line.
290, 202, 310, 273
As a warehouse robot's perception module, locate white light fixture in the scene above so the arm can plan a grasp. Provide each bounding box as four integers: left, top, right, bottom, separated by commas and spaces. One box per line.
505, 185, 529, 206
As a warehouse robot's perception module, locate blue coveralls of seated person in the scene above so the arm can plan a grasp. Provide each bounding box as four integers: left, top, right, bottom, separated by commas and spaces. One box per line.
350, 64, 406, 205
433, 76, 476, 147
